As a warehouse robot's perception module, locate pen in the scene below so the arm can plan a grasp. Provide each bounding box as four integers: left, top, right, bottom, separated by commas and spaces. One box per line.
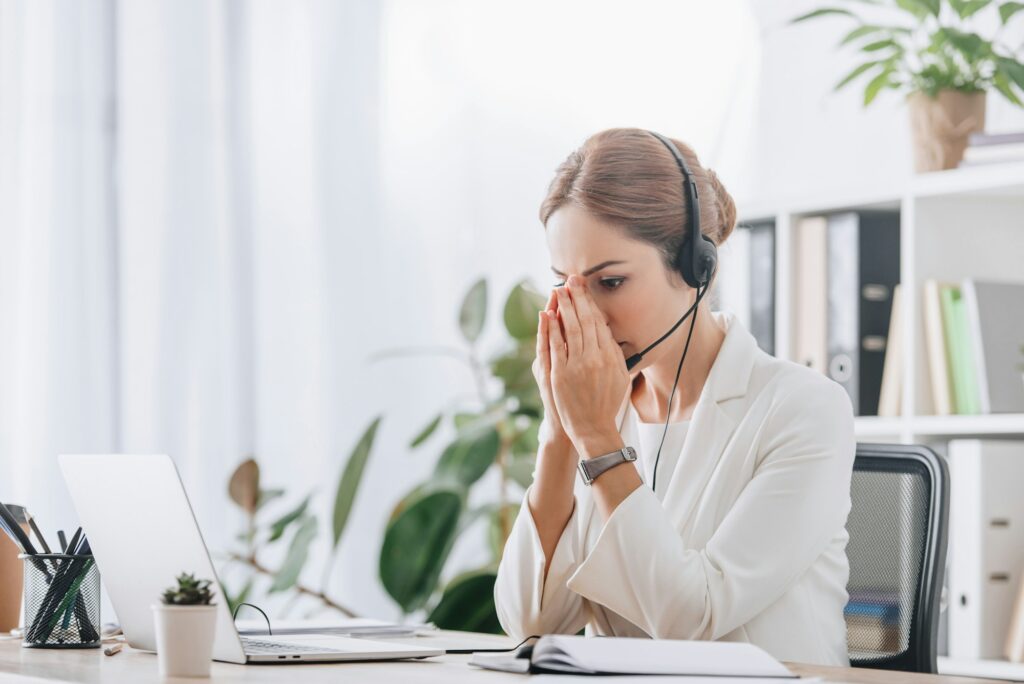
58, 530, 67, 552
27, 515, 52, 554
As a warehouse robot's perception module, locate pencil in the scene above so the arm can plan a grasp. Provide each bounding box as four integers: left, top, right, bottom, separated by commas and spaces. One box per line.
27, 516, 52, 554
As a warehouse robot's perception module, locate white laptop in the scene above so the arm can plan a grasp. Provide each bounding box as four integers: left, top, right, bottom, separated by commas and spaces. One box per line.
59, 453, 443, 664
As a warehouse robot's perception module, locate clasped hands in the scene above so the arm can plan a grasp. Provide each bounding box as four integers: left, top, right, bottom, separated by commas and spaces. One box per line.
532, 274, 630, 458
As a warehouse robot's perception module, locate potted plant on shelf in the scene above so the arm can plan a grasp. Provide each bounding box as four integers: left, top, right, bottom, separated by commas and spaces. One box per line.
152, 572, 217, 677
792, 0, 1024, 171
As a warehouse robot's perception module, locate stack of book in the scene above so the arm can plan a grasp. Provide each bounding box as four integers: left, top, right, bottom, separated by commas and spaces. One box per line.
959, 132, 1024, 168
792, 211, 900, 417
845, 589, 903, 657
711, 220, 776, 356
922, 279, 1024, 415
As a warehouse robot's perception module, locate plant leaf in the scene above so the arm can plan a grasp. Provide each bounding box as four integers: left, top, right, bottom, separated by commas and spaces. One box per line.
268, 495, 311, 542
895, 0, 936, 18
999, 1, 1024, 23
790, 7, 855, 23
487, 503, 520, 560
409, 414, 442, 449
426, 570, 502, 633
490, 340, 538, 404
270, 516, 318, 593
993, 70, 1024, 106
228, 458, 260, 515
834, 60, 883, 90
256, 488, 285, 511
380, 488, 463, 613
507, 452, 536, 489
864, 67, 894, 105
511, 418, 540, 457
839, 25, 883, 46
996, 56, 1024, 92
434, 425, 501, 487
458, 278, 488, 344
941, 28, 989, 61
332, 416, 382, 547
951, 0, 992, 18
861, 38, 898, 52
502, 280, 546, 340
453, 412, 479, 431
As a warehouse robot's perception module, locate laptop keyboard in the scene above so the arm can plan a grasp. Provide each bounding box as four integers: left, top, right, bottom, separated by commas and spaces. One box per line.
242, 637, 344, 656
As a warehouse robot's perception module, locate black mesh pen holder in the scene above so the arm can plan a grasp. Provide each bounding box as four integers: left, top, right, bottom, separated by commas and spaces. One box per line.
20, 554, 101, 648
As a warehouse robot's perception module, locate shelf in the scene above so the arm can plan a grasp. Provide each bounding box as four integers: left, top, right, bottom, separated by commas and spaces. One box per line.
851, 411, 1024, 438
853, 414, 1024, 440
911, 414, 1024, 437
735, 152, 1024, 677
740, 192, 901, 223
738, 160, 1024, 219
911, 161, 1024, 199
938, 656, 1024, 682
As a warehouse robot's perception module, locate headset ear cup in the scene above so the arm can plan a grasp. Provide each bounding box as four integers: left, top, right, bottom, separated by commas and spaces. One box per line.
677, 235, 718, 289
695, 235, 718, 286
676, 237, 697, 289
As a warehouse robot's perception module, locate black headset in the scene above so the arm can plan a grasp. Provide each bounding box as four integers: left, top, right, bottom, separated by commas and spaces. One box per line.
648, 131, 718, 289
623, 131, 718, 372
629, 130, 719, 493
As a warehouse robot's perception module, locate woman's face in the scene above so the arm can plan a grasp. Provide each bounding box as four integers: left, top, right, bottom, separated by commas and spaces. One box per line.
545, 204, 692, 370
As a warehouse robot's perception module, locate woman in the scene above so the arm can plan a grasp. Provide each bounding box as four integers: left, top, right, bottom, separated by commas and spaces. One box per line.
494, 128, 855, 666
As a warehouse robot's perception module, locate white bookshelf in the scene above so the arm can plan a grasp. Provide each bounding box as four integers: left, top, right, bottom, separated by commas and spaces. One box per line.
738, 161, 1024, 680
739, 161, 1024, 444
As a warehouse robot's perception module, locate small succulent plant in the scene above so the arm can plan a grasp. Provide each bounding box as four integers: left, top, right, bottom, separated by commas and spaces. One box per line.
161, 572, 215, 606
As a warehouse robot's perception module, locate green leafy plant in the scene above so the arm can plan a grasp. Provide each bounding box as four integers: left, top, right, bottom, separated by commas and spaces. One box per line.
376, 277, 546, 632
791, 0, 1024, 105
221, 417, 381, 617
162, 573, 214, 606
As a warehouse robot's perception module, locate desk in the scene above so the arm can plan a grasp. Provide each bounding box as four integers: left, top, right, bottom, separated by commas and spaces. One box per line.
0, 632, 1002, 683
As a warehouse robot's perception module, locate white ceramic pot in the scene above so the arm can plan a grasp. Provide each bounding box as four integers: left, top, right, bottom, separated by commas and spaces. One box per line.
151, 604, 217, 678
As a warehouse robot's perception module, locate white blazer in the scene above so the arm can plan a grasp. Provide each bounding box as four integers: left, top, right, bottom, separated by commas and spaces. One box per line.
494, 311, 855, 666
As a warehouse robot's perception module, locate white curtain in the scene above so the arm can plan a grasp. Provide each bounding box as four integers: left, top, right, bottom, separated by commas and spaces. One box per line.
0, 0, 759, 620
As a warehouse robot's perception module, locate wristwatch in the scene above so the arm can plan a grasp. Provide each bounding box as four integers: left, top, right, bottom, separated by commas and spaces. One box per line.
577, 446, 637, 485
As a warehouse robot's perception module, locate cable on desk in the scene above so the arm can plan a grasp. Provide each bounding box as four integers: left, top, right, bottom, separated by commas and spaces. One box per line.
232, 602, 273, 636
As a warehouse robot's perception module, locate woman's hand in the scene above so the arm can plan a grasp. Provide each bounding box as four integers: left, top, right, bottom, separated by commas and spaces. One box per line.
533, 289, 571, 449
547, 274, 630, 458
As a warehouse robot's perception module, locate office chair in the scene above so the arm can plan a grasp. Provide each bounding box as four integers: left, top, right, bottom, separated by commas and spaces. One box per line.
844, 443, 949, 673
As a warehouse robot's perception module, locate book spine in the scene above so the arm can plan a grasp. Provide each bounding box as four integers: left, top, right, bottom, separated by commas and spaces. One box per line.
748, 222, 775, 356
877, 283, 902, 417
826, 213, 860, 413
961, 279, 991, 414
922, 280, 952, 415
941, 285, 967, 414
953, 291, 981, 414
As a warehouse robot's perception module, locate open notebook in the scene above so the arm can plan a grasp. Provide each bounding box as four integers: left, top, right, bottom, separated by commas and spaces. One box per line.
470, 635, 801, 677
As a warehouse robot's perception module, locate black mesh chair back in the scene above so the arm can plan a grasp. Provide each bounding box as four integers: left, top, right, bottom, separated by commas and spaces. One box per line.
845, 443, 949, 673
